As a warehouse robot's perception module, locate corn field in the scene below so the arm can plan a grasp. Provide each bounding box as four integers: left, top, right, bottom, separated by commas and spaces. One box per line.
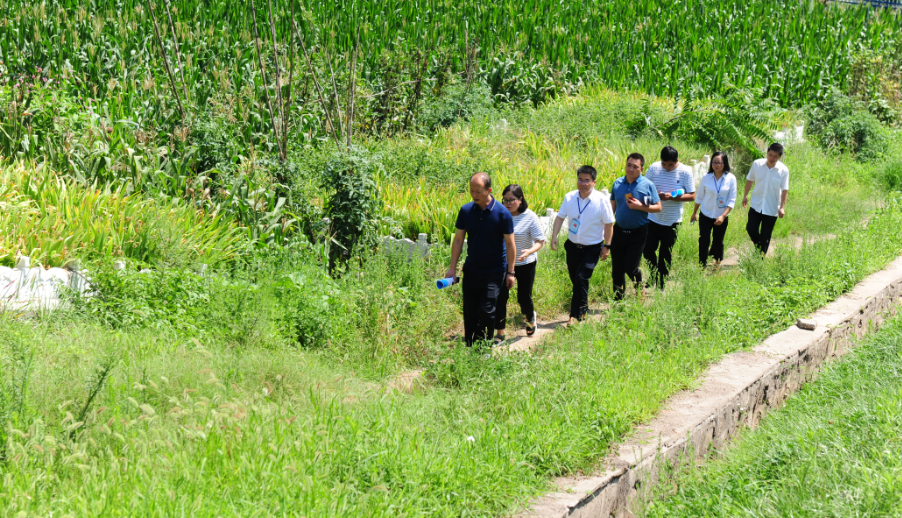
1, 0, 899, 122
1, 0, 900, 248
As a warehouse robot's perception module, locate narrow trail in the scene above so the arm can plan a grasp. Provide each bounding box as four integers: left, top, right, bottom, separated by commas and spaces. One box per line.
385, 230, 838, 394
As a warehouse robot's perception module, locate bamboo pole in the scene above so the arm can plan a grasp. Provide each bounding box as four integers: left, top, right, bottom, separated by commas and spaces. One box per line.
146, 0, 185, 121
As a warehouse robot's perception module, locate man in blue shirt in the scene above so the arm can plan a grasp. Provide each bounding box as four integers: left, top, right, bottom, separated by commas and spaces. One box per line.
609, 153, 662, 300
446, 173, 516, 346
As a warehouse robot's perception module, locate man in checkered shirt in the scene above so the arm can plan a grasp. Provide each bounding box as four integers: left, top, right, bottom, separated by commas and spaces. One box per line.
643, 146, 696, 290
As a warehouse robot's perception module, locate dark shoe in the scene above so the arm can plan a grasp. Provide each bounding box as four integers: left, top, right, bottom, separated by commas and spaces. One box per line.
525, 311, 537, 336
493, 334, 507, 346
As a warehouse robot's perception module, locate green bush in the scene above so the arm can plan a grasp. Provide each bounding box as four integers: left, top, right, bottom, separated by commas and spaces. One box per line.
322, 147, 386, 267
807, 88, 890, 161
67, 263, 211, 331
376, 141, 478, 185
271, 270, 342, 349
418, 81, 496, 132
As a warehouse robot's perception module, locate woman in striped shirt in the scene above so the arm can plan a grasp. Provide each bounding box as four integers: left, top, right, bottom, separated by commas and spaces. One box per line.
495, 184, 546, 343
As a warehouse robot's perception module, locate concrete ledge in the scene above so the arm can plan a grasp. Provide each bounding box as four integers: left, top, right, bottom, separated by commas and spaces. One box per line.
523, 255, 902, 518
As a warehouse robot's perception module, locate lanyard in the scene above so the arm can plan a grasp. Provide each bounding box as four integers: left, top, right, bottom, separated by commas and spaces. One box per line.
576, 195, 591, 219
713, 175, 725, 194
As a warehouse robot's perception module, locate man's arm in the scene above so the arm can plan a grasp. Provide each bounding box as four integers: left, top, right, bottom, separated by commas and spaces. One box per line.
644, 201, 663, 213
503, 233, 516, 288
742, 180, 753, 208
676, 191, 696, 202
600, 222, 614, 261
550, 216, 566, 251
626, 197, 662, 213
778, 190, 788, 218
446, 228, 466, 278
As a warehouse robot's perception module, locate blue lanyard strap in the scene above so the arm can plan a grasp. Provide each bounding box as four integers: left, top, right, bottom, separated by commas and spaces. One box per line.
713, 175, 725, 194
576, 195, 591, 218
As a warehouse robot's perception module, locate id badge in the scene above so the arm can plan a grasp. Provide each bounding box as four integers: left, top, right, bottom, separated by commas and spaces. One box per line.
568, 218, 581, 235
716, 196, 726, 209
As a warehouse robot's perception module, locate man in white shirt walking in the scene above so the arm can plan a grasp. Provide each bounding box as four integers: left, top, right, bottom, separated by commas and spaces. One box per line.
643, 146, 696, 290
742, 143, 789, 255
550, 165, 615, 325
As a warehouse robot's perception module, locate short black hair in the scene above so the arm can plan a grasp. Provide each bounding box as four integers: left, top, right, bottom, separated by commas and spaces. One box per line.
470, 172, 491, 190
502, 184, 528, 213
626, 152, 645, 168
576, 165, 597, 181
660, 146, 678, 162
707, 151, 731, 174
767, 143, 784, 156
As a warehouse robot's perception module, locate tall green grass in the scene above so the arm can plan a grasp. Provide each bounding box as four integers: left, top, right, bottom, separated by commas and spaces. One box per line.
1, 189, 900, 516
0, 162, 239, 267
642, 312, 902, 518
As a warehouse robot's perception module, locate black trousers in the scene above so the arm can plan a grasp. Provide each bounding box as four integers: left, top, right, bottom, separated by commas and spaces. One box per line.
611, 224, 648, 300
462, 271, 505, 346
565, 240, 602, 320
643, 221, 679, 289
495, 261, 537, 330
698, 213, 729, 266
746, 207, 778, 255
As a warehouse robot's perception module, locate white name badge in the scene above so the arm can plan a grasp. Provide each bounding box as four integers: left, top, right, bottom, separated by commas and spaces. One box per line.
716, 196, 726, 209
568, 219, 581, 234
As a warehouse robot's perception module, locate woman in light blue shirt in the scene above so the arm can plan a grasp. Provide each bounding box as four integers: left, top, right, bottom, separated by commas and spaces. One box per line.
690, 151, 737, 269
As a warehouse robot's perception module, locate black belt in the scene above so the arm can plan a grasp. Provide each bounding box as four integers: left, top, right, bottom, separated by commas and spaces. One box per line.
569, 241, 602, 249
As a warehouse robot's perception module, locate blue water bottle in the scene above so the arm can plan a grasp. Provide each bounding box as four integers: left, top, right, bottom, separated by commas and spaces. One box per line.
436, 276, 460, 289
671, 188, 684, 197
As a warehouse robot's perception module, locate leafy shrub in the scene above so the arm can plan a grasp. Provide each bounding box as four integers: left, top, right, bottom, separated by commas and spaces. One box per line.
191, 108, 248, 175
806, 88, 889, 161
68, 263, 210, 331
848, 45, 901, 126
271, 270, 342, 348
648, 87, 782, 158
322, 147, 386, 267
377, 141, 478, 185
418, 81, 495, 132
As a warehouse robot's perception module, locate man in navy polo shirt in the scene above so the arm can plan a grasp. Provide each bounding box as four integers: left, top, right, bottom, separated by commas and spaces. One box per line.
446, 172, 516, 347
609, 153, 662, 300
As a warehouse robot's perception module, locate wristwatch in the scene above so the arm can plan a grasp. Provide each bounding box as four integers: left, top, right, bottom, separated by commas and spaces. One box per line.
506, 271, 516, 278
601, 243, 610, 249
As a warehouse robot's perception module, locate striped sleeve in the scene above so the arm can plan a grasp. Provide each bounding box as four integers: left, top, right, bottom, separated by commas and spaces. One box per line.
529, 212, 546, 241
682, 167, 696, 192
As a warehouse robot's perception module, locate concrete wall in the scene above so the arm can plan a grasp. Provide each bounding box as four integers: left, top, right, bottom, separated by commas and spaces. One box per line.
524, 255, 902, 518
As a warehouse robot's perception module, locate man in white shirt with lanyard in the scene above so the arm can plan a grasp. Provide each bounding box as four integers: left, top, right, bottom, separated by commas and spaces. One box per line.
742, 142, 789, 255
643, 146, 696, 291
550, 165, 615, 325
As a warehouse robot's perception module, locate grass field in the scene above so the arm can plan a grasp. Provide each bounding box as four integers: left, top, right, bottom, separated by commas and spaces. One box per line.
642, 311, 902, 517
2, 134, 901, 515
